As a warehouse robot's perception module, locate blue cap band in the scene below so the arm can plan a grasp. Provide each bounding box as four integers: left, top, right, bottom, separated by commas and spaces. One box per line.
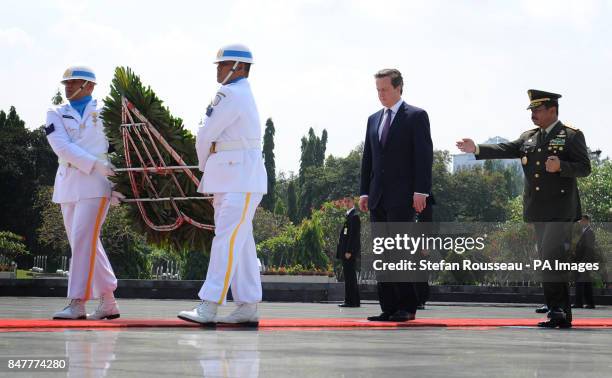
71, 70, 96, 80
222, 50, 252, 59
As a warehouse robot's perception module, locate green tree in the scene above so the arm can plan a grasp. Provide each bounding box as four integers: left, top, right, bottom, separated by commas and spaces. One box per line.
298, 127, 327, 184
429, 150, 454, 221
322, 144, 363, 201
261, 118, 276, 211
253, 206, 291, 244
273, 198, 287, 216
297, 128, 328, 220
257, 225, 298, 267
315, 129, 328, 167
295, 217, 328, 269
51, 90, 64, 106
0, 231, 29, 261
447, 167, 511, 221
578, 159, 612, 222
287, 180, 298, 224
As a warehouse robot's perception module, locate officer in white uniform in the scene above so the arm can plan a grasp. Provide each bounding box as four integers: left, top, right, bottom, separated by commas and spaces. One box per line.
46, 66, 121, 320
178, 44, 267, 326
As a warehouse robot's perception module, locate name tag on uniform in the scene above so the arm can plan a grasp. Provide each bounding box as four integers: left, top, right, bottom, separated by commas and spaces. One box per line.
62, 115, 75, 119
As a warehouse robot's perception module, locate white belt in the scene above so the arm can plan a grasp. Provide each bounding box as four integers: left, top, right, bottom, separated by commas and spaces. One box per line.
59, 153, 107, 168
210, 139, 260, 154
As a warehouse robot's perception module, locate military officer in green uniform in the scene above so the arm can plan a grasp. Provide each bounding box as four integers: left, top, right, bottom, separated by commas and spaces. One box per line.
456, 89, 591, 328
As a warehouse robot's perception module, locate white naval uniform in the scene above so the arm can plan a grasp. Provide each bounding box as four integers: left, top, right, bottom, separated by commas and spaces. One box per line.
196, 78, 267, 305
46, 99, 117, 300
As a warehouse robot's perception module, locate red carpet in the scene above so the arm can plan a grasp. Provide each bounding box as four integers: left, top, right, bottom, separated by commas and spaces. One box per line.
0, 317, 611, 332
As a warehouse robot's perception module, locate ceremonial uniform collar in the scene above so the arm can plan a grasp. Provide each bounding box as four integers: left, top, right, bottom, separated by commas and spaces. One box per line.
543, 119, 560, 134
62, 99, 97, 122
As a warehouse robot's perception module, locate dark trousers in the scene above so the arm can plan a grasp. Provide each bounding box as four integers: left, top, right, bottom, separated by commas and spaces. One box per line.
370, 202, 418, 314
342, 260, 360, 305
574, 273, 594, 307
534, 222, 573, 322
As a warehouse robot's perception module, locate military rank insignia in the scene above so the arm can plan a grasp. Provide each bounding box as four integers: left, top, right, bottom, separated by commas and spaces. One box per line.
205, 104, 213, 117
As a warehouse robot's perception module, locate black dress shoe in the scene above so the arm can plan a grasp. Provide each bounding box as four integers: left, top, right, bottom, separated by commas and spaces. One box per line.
584, 304, 596, 309
338, 303, 360, 308
367, 313, 392, 321
547, 307, 566, 320
571, 304, 584, 309
537, 319, 572, 328
535, 305, 549, 314
388, 310, 416, 322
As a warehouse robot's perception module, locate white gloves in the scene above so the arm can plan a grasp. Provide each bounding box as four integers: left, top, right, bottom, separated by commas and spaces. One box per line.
110, 191, 126, 206
93, 159, 116, 177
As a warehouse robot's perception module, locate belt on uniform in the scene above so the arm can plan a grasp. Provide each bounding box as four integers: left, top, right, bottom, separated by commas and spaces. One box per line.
58, 153, 108, 168
210, 139, 261, 154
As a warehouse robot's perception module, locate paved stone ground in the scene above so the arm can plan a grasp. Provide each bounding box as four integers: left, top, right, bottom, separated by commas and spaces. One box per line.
0, 298, 610, 377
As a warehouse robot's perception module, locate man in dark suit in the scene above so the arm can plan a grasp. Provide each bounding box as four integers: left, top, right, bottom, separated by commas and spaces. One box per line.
573, 214, 596, 309
336, 197, 361, 308
457, 89, 591, 328
359, 68, 433, 322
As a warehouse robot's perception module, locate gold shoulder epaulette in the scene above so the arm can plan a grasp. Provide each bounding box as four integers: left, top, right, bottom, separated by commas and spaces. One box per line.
564, 123, 579, 131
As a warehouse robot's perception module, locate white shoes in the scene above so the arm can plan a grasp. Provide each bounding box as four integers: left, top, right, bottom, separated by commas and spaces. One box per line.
178, 301, 219, 325
52, 299, 86, 320
87, 293, 120, 320
217, 303, 259, 326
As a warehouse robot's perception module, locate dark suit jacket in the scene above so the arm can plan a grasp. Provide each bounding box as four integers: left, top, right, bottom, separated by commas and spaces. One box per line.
477, 121, 591, 222
336, 208, 361, 262
360, 101, 433, 209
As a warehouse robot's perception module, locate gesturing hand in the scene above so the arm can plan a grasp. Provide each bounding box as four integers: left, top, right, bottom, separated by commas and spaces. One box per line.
456, 138, 476, 153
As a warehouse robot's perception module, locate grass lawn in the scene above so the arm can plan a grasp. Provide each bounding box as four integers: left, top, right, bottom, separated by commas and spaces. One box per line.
16, 269, 33, 279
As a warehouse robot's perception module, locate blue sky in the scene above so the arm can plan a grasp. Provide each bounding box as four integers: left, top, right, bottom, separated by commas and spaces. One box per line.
2, 0, 611, 173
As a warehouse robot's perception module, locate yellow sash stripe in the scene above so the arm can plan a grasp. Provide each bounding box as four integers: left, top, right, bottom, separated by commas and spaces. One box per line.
84, 197, 107, 301
218, 193, 252, 304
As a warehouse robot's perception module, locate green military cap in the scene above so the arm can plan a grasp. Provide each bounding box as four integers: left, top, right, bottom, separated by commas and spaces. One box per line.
527, 89, 562, 110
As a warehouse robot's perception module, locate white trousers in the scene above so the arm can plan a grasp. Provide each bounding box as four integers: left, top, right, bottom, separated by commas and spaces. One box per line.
199, 192, 263, 305
61, 197, 117, 300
